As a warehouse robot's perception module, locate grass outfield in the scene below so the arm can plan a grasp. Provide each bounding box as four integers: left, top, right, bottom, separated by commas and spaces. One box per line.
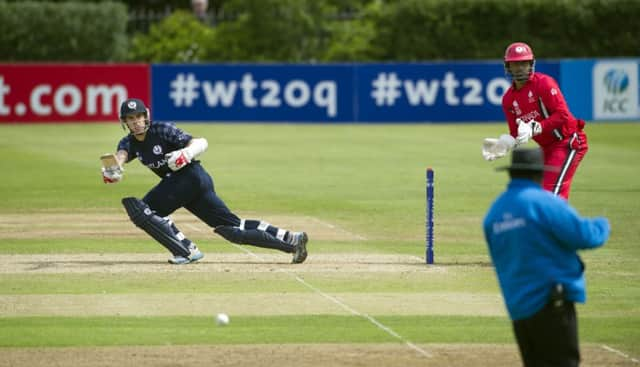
0, 122, 639, 366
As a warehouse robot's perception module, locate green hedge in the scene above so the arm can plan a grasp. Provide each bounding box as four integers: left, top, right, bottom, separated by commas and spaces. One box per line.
369, 0, 640, 61
128, 10, 214, 62
200, 0, 640, 62
0, 1, 128, 62
203, 0, 333, 62
1, 0, 637, 62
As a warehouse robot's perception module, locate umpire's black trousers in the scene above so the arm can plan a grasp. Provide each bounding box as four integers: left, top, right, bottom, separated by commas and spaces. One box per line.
512, 300, 580, 367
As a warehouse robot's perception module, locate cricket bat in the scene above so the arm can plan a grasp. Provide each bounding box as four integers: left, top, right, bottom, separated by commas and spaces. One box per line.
100, 153, 120, 169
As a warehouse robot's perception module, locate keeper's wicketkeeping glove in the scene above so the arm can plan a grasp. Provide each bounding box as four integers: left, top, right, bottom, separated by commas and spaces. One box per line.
529, 120, 542, 136
516, 118, 542, 145
482, 134, 516, 161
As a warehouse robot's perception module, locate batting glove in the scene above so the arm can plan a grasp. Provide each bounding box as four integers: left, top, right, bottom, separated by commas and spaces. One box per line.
102, 166, 123, 184
165, 148, 193, 171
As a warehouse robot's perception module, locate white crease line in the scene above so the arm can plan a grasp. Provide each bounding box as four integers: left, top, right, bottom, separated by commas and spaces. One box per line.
309, 217, 367, 240
601, 345, 640, 364
288, 271, 432, 358
180, 218, 431, 357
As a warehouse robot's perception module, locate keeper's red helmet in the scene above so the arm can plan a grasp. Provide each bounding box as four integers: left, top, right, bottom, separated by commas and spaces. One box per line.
504, 42, 534, 62
504, 42, 535, 83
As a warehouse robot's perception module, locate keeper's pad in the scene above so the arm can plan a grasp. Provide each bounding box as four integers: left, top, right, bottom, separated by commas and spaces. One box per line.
214, 226, 294, 253
122, 197, 191, 257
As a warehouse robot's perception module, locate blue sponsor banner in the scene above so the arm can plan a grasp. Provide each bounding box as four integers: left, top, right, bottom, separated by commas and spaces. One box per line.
151, 62, 560, 123
591, 59, 639, 120
357, 63, 507, 122
152, 64, 354, 122
358, 61, 558, 122
561, 58, 640, 121
363, 62, 528, 122
560, 60, 594, 120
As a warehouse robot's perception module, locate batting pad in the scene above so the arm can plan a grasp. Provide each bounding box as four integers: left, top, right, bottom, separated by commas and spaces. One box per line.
122, 197, 191, 257
214, 226, 294, 253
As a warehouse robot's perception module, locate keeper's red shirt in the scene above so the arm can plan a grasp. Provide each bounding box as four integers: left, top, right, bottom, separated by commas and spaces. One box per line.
502, 72, 582, 147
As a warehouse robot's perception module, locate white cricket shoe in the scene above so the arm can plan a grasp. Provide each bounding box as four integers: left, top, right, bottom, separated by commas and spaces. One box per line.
290, 232, 308, 264
168, 244, 204, 265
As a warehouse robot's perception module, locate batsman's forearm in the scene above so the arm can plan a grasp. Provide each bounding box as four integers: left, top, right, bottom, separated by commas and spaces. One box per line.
115, 150, 128, 166
186, 138, 208, 159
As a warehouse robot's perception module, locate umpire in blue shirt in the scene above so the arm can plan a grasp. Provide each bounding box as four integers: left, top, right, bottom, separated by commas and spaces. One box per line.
483, 147, 610, 367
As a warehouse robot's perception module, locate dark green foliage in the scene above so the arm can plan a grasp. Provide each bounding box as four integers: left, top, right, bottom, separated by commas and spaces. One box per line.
203, 0, 334, 62
128, 10, 214, 62
0, 1, 128, 61
0, 0, 637, 62
370, 0, 640, 61
584, 0, 640, 57
321, 0, 382, 61
197, 0, 639, 62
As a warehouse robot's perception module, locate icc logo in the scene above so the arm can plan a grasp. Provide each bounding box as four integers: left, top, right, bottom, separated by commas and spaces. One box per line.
602, 69, 630, 113
604, 69, 629, 94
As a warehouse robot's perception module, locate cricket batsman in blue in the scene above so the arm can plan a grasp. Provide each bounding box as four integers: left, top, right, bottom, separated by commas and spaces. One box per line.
101, 98, 308, 265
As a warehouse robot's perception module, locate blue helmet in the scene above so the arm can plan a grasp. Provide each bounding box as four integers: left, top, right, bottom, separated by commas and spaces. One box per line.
119, 98, 150, 134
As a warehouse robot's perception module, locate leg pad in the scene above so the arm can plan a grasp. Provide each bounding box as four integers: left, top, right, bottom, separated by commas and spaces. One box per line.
122, 197, 190, 257
214, 225, 293, 253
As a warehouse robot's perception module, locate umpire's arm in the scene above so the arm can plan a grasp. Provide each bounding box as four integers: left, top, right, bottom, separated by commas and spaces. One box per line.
544, 198, 610, 250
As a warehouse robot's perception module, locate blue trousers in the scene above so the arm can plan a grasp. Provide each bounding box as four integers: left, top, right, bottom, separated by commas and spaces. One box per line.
142, 162, 240, 228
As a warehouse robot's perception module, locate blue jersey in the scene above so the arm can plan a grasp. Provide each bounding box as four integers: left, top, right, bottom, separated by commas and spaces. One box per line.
483, 179, 609, 321
117, 121, 193, 178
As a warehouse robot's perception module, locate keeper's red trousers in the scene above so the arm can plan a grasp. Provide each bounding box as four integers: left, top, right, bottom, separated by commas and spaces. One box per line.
541, 130, 588, 200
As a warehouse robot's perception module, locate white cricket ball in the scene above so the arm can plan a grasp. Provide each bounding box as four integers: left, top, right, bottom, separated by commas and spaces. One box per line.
216, 313, 230, 326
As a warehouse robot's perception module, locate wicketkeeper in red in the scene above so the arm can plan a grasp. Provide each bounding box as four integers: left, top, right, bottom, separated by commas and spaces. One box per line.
482, 42, 588, 200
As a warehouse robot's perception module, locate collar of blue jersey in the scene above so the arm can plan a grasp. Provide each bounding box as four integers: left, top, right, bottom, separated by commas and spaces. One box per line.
507, 178, 542, 188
